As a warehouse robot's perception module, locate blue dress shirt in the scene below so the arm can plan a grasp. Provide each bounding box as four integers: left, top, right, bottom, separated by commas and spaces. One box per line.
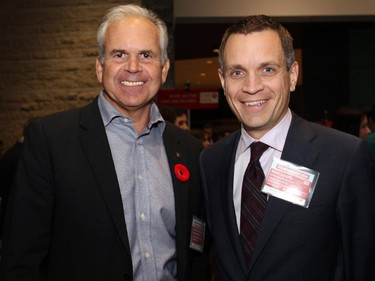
98, 91, 177, 280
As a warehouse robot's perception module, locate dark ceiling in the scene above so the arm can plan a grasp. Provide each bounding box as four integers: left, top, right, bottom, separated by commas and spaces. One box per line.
174, 23, 229, 60
174, 16, 375, 60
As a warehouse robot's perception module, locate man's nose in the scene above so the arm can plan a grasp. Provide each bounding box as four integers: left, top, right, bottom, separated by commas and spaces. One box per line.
124, 56, 141, 72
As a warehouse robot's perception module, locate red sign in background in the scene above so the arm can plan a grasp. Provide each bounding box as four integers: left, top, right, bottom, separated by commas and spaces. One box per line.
157, 89, 219, 109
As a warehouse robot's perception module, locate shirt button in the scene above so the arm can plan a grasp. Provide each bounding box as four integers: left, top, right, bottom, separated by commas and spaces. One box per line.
144, 252, 151, 258
140, 213, 145, 220
138, 174, 142, 181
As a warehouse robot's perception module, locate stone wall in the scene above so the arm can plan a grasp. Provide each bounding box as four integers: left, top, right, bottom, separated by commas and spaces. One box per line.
0, 0, 141, 148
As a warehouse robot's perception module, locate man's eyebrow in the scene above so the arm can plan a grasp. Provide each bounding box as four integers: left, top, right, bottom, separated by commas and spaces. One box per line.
224, 64, 244, 71
225, 62, 281, 70
108, 49, 157, 56
259, 61, 281, 68
140, 49, 153, 53
109, 49, 125, 55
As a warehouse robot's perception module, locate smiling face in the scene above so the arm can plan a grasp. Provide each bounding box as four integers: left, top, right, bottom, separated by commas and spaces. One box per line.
96, 15, 170, 118
219, 30, 298, 139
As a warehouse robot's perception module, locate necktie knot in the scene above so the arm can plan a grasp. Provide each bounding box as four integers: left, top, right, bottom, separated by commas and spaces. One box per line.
250, 142, 269, 163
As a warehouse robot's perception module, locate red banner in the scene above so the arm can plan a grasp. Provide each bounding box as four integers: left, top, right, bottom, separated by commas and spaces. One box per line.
157, 89, 219, 109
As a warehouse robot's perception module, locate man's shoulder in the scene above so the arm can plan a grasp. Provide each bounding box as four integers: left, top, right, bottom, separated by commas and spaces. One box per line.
201, 130, 240, 159
24, 99, 100, 141
291, 113, 359, 143
35, 99, 98, 127
165, 123, 200, 142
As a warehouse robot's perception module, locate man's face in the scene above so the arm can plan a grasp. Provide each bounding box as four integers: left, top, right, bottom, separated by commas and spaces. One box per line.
219, 30, 298, 139
174, 114, 189, 130
96, 16, 170, 117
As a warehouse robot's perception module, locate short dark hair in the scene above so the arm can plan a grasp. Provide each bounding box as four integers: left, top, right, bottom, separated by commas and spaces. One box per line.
219, 15, 295, 72
173, 107, 187, 118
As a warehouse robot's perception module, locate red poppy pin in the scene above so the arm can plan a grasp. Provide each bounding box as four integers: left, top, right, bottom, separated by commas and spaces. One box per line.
174, 163, 190, 182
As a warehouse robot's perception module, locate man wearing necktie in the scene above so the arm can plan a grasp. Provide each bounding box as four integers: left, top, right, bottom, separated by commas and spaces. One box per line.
200, 15, 375, 281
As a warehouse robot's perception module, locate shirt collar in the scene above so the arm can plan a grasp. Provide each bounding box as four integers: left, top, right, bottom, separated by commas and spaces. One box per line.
238, 109, 292, 155
98, 90, 165, 132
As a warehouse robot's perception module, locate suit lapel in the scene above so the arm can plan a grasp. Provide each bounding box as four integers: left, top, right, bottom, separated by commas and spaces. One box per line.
250, 113, 320, 269
163, 124, 189, 232
78, 99, 131, 258
219, 132, 250, 273
162, 124, 190, 278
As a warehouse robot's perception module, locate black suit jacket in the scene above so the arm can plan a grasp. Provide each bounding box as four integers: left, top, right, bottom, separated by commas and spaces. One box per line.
200, 113, 375, 281
0, 98, 210, 281
0, 141, 23, 238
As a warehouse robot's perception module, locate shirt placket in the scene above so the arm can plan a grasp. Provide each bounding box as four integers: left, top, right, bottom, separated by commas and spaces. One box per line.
134, 137, 157, 280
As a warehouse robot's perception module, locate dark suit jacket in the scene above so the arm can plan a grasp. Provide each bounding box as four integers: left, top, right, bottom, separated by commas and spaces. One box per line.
0, 98, 210, 281
0, 141, 23, 238
200, 113, 375, 281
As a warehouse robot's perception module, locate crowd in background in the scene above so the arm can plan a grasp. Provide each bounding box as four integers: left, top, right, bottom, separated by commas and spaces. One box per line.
329, 104, 375, 160
159, 105, 234, 150
158, 104, 375, 158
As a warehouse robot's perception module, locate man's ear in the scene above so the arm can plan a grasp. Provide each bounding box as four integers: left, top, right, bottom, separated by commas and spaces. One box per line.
218, 68, 225, 94
95, 58, 103, 83
289, 61, 299, 92
161, 58, 170, 84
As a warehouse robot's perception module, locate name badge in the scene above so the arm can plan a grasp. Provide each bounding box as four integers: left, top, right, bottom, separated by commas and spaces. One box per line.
262, 157, 319, 208
189, 216, 206, 253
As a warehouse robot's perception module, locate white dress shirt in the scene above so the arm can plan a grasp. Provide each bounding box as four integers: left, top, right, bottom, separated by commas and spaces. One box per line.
233, 109, 292, 232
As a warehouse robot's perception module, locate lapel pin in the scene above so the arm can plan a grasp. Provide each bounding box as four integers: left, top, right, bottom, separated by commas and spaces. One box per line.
174, 163, 190, 182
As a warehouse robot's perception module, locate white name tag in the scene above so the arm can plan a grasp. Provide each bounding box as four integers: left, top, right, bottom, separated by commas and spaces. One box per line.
262, 157, 319, 208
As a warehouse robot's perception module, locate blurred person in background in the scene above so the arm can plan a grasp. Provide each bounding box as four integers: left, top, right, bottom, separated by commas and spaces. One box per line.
332, 107, 371, 139
173, 107, 189, 131
0, 140, 5, 160
366, 105, 375, 161
159, 106, 190, 131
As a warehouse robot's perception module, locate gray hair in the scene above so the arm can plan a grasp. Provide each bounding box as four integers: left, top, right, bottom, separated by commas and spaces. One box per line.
97, 4, 169, 64
219, 15, 295, 73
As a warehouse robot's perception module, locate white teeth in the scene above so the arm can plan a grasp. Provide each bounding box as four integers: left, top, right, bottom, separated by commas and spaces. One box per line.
120, 81, 144, 86
245, 100, 266, 106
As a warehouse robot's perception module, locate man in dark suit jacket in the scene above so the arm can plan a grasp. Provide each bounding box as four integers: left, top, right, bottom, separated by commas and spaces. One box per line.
0, 4, 210, 281
200, 15, 375, 281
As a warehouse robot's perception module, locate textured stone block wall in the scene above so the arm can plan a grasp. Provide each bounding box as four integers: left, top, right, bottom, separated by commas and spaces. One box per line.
0, 0, 141, 147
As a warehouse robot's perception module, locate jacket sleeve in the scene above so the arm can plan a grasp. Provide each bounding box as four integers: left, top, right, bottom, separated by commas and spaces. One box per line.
1, 120, 54, 280
338, 140, 375, 280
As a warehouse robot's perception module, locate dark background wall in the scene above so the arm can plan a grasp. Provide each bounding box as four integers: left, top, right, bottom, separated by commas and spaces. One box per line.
348, 26, 375, 110
297, 21, 375, 121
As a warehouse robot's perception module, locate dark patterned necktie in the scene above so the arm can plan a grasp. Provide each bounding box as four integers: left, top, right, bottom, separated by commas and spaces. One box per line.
240, 141, 269, 264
